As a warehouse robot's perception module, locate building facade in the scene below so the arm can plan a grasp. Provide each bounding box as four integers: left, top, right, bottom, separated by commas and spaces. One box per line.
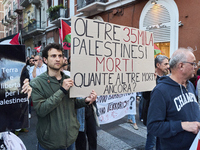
73, 0, 200, 61
1, 0, 200, 62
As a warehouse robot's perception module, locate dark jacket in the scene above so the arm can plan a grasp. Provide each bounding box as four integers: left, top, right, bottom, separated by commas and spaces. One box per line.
147, 76, 200, 150
30, 71, 87, 149
142, 75, 160, 125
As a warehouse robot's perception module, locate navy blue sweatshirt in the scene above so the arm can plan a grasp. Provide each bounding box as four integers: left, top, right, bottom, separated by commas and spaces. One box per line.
147, 76, 200, 150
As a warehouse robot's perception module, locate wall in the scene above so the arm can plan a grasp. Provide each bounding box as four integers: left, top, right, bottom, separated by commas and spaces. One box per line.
176, 0, 200, 61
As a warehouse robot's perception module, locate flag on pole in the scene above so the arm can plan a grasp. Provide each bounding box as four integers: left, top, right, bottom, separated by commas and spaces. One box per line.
34, 45, 41, 53
154, 44, 165, 55
0, 33, 20, 45
60, 20, 71, 50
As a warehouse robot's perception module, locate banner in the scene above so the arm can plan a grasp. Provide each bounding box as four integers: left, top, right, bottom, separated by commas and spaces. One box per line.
0, 45, 28, 132
97, 93, 136, 124
70, 17, 155, 97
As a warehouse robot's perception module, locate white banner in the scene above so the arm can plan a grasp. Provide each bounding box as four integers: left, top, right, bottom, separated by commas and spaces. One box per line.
96, 93, 136, 124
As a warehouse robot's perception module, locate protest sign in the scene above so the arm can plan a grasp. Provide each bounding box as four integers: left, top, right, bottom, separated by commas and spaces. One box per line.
70, 17, 155, 97
0, 45, 28, 132
96, 93, 136, 124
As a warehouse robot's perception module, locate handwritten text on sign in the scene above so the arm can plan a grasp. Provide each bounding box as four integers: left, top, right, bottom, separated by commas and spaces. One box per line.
70, 17, 155, 97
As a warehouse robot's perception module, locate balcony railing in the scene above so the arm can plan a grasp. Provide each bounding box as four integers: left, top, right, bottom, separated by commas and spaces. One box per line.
49, 8, 68, 22
2, 19, 9, 26
8, 11, 17, 19
21, 21, 45, 37
5, 13, 12, 23
14, 2, 23, 14
20, 0, 30, 7
77, 0, 107, 10
29, 0, 40, 6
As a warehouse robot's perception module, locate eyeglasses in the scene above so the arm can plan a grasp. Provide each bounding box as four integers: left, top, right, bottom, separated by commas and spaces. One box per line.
182, 61, 197, 67
34, 59, 38, 62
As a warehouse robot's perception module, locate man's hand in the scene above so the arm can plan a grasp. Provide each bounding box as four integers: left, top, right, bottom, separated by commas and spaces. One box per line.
21, 79, 32, 99
34, 60, 38, 67
62, 78, 74, 91
85, 90, 97, 105
181, 121, 200, 134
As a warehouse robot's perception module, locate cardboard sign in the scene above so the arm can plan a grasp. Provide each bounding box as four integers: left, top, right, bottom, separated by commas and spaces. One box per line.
0, 45, 28, 132
70, 17, 155, 97
97, 93, 136, 124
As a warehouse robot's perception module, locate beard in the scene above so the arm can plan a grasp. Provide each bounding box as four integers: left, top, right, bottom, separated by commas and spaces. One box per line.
48, 64, 62, 71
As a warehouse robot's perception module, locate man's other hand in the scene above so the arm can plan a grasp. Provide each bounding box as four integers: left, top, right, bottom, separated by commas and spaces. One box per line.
85, 90, 97, 105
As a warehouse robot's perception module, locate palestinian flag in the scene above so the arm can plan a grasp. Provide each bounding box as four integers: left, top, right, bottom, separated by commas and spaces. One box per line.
154, 44, 161, 55
60, 20, 71, 50
34, 45, 41, 53
0, 33, 20, 45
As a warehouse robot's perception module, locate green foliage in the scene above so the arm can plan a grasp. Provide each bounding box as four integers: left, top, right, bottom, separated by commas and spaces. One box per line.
47, 4, 65, 13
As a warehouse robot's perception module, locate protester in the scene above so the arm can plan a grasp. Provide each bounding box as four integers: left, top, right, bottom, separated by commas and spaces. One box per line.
62, 57, 70, 76
142, 55, 169, 150
29, 57, 35, 67
147, 47, 200, 150
127, 114, 138, 130
76, 101, 99, 150
21, 57, 35, 119
29, 55, 47, 80
14, 78, 32, 135
30, 43, 97, 150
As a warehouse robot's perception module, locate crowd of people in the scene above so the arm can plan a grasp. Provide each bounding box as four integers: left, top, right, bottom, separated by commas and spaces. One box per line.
6, 43, 200, 150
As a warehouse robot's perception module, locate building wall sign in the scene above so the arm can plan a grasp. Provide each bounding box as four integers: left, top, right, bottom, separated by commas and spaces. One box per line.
146, 23, 167, 30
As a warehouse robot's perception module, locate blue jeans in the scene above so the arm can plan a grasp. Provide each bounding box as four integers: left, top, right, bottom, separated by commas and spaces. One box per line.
38, 142, 75, 150
127, 114, 136, 123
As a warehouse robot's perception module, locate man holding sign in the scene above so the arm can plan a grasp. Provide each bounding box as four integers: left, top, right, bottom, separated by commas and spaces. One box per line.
147, 48, 200, 150
30, 43, 97, 150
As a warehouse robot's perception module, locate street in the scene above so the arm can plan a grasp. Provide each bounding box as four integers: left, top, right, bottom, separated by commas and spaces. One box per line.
19, 101, 147, 150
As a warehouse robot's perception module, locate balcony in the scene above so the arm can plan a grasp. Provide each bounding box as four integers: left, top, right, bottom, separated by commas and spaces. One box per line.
2, 19, 9, 26
29, 0, 40, 6
14, 2, 23, 14
7, 11, 13, 23
21, 21, 45, 39
20, 0, 30, 7
9, 11, 17, 19
49, 7, 69, 26
77, 0, 107, 15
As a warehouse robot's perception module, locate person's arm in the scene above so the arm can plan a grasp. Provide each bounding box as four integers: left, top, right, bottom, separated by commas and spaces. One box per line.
32, 60, 39, 78
197, 80, 200, 102
30, 80, 66, 117
21, 78, 32, 99
32, 66, 37, 78
29, 66, 34, 80
147, 89, 184, 138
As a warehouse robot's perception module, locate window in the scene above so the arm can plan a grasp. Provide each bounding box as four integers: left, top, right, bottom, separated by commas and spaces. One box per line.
9, 30, 12, 36
48, 0, 52, 8
13, 27, 16, 34
58, 0, 63, 5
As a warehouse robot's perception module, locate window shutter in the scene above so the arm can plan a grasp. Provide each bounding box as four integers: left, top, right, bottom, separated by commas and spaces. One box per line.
143, 5, 170, 43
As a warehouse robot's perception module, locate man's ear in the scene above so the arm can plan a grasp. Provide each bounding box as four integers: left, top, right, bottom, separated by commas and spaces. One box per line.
178, 63, 183, 70
43, 57, 47, 64
156, 63, 160, 68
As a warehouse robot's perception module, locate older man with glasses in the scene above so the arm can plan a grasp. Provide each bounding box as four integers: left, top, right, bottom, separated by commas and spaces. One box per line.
147, 47, 200, 150
29, 55, 47, 80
